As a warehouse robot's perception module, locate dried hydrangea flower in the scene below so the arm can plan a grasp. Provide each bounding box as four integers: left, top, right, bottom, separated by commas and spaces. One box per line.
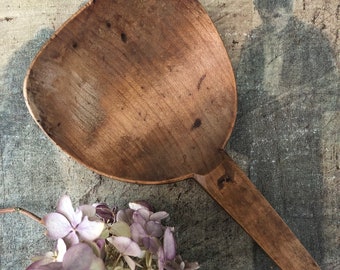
130, 206, 170, 252
27, 242, 106, 270
42, 195, 104, 246
61, 243, 105, 270
26, 239, 66, 269
107, 236, 144, 270
23, 197, 199, 270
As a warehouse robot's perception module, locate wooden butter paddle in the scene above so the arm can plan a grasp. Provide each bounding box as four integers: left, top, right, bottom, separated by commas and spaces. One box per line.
23, 0, 319, 269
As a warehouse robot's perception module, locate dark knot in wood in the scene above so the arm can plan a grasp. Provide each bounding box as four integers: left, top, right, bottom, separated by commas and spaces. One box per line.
217, 175, 232, 189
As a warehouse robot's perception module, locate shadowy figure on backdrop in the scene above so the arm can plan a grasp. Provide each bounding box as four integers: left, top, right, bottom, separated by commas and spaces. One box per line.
0, 28, 61, 268
229, 0, 338, 268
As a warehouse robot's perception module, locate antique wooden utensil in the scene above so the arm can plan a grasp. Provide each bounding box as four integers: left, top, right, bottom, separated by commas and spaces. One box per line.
23, 0, 319, 269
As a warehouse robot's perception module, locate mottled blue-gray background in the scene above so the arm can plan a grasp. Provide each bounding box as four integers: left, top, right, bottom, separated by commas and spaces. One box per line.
0, 0, 339, 269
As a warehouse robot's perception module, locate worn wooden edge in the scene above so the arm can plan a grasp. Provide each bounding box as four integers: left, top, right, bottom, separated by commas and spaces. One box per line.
22, 0, 236, 185
23, 0, 94, 136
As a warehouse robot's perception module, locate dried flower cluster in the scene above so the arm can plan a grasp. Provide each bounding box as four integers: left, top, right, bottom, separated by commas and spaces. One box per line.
26, 195, 199, 270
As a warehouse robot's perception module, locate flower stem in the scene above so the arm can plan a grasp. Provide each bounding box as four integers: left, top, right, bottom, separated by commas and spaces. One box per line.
112, 253, 122, 268
0, 207, 42, 223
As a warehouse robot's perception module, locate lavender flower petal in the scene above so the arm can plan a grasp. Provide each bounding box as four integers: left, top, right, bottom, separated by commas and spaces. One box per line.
142, 236, 161, 253
132, 209, 149, 226
75, 216, 104, 242
62, 243, 105, 270
145, 221, 163, 237
43, 213, 72, 239
95, 239, 106, 259
63, 230, 79, 246
56, 195, 82, 227
26, 239, 67, 270
108, 236, 143, 257
129, 200, 155, 212
117, 209, 134, 225
130, 222, 147, 243
150, 211, 169, 221
55, 239, 66, 262
164, 227, 176, 260
157, 247, 165, 270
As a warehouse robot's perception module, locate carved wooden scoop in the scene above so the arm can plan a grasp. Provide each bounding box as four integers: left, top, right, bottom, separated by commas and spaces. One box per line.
24, 0, 319, 269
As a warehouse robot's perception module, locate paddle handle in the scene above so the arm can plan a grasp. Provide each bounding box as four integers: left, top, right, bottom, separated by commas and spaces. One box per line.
194, 154, 320, 270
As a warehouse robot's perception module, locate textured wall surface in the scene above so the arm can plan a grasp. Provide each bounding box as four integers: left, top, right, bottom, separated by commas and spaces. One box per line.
0, 0, 339, 269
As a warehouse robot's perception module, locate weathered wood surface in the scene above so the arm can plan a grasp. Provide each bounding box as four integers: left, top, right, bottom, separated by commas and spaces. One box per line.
0, 0, 339, 269
24, 0, 237, 183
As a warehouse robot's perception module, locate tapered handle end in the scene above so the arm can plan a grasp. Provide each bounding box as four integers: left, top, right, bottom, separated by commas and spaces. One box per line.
194, 155, 320, 270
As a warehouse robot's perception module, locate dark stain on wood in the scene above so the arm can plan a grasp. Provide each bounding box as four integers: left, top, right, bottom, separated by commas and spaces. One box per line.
191, 118, 202, 130
197, 74, 206, 91
217, 175, 232, 189
121, 32, 127, 43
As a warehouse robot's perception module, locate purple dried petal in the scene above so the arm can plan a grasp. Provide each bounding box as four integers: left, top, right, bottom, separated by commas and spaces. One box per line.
130, 222, 147, 243
72, 209, 83, 228
142, 236, 161, 253
138, 208, 152, 219
157, 247, 165, 270
92, 202, 108, 208
63, 230, 79, 246
164, 227, 176, 260
62, 243, 105, 270
56, 195, 82, 227
108, 236, 142, 257
86, 258, 106, 270
145, 221, 163, 237
96, 238, 106, 259
129, 200, 155, 212
150, 211, 169, 221
76, 216, 104, 242
43, 213, 72, 240
94, 203, 117, 223
85, 238, 106, 259
132, 209, 150, 226
55, 239, 66, 262
96, 238, 106, 250
117, 209, 134, 225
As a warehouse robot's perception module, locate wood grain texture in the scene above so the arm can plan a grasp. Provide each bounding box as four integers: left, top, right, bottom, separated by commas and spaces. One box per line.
195, 155, 320, 270
24, 0, 237, 182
